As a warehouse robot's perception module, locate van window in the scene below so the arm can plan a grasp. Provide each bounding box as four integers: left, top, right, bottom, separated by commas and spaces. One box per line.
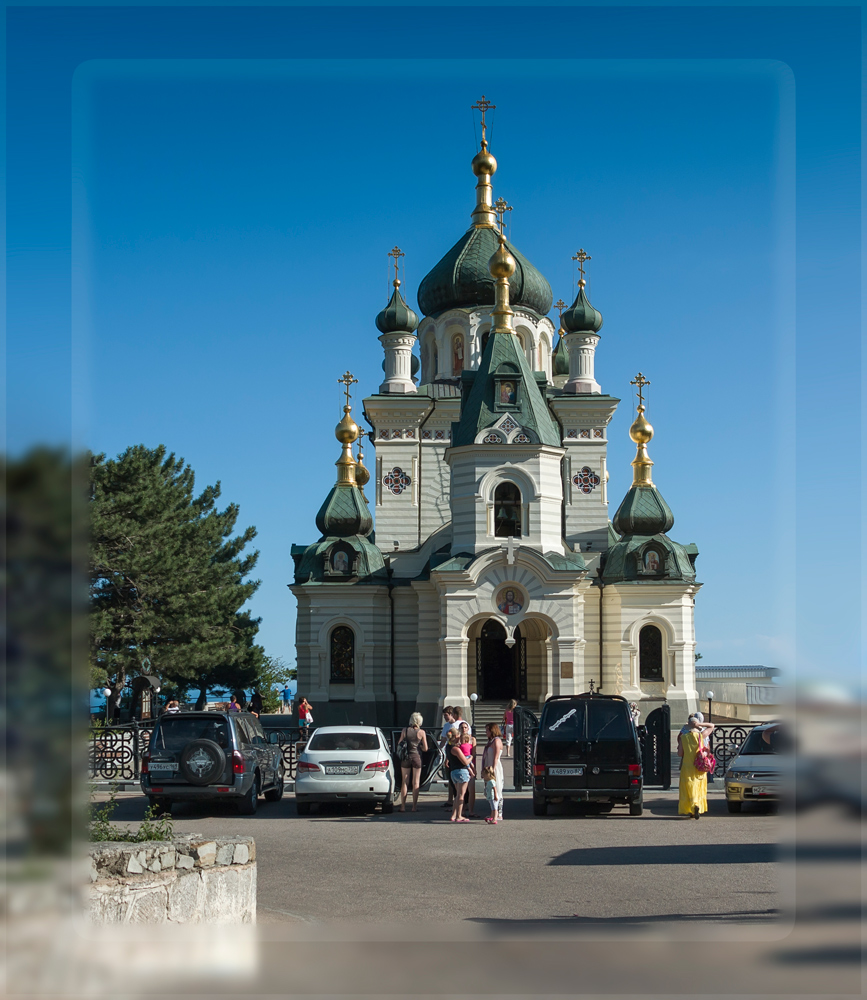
540, 702, 586, 740
586, 701, 632, 740
152, 716, 229, 751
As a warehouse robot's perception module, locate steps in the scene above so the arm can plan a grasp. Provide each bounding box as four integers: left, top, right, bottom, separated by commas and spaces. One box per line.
466, 701, 535, 734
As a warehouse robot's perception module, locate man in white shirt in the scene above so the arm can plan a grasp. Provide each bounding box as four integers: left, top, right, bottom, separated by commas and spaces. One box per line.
439, 707, 458, 808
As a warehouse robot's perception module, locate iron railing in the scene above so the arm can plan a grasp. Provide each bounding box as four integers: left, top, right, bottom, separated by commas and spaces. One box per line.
512, 704, 539, 791
706, 723, 760, 777
88, 723, 154, 781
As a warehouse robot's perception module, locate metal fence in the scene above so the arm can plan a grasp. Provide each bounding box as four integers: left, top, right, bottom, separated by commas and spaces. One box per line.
706, 723, 759, 777
88, 723, 154, 781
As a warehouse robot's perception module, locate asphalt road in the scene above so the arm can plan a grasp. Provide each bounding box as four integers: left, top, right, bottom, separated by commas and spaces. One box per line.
103, 787, 780, 928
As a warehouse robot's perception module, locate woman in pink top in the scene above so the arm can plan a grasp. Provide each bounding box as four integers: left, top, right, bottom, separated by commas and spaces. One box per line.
502, 699, 517, 757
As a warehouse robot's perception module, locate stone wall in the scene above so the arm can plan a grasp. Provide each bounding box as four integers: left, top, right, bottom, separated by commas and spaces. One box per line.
88, 835, 256, 924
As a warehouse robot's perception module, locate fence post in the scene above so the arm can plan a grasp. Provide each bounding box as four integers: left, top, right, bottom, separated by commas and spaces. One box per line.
132, 723, 140, 779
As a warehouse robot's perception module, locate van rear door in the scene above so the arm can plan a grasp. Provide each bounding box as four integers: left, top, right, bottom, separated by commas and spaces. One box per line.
537, 701, 588, 791
585, 700, 637, 790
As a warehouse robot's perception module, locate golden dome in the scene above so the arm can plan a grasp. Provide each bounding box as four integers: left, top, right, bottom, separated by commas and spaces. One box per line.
489, 233, 516, 279
472, 140, 497, 177
629, 405, 654, 445
335, 406, 360, 445
355, 445, 370, 488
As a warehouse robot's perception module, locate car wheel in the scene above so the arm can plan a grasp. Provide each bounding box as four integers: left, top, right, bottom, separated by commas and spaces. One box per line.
380, 796, 394, 815
629, 796, 644, 816
532, 795, 548, 816
727, 800, 742, 814
295, 800, 311, 816
237, 775, 259, 816
264, 769, 285, 802
148, 797, 171, 816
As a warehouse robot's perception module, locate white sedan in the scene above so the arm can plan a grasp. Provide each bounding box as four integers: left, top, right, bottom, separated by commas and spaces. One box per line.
294, 726, 397, 815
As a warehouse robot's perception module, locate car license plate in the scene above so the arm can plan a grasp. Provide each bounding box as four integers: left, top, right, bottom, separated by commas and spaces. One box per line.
149, 762, 179, 771
325, 765, 358, 775
752, 785, 771, 796
549, 767, 584, 776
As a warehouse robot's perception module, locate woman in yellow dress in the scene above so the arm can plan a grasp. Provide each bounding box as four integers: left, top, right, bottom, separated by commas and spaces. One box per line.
678, 716, 716, 818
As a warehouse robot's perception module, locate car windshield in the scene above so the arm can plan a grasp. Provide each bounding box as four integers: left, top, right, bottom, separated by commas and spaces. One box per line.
152, 717, 229, 752
739, 727, 789, 755
306, 732, 380, 752
586, 701, 632, 740
540, 703, 586, 740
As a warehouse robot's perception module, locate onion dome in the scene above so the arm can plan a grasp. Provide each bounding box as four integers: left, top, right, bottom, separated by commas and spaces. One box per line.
375, 279, 419, 334
417, 226, 552, 318
612, 485, 674, 536
315, 483, 373, 538
553, 334, 569, 376
355, 444, 371, 493
562, 283, 603, 334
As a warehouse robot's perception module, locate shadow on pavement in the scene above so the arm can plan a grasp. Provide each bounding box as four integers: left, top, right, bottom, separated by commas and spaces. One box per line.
549, 842, 777, 865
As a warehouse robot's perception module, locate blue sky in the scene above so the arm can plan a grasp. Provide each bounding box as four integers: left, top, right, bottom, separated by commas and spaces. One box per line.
6, 5, 861, 691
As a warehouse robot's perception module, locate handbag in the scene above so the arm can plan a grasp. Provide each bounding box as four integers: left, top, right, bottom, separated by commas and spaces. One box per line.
396, 738, 409, 764
693, 740, 716, 774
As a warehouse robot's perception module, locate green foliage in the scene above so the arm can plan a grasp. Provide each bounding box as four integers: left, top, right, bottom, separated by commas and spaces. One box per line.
253, 655, 294, 713
89, 788, 174, 843
89, 445, 265, 700
695, 652, 703, 662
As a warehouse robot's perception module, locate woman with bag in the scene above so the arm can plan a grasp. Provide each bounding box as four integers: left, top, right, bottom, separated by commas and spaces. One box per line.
481, 723, 505, 821
678, 715, 716, 818
397, 713, 428, 813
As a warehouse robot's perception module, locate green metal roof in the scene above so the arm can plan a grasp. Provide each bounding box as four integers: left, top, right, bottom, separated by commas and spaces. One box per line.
552, 333, 569, 376
562, 285, 603, 334
417, 226, 553, 318
612, 485, 674, 537
452, 328, 561, 448
375, 283, 419, 335
292, 534, 387, 584
315, 483, 373, 538
601, 532, 697, 583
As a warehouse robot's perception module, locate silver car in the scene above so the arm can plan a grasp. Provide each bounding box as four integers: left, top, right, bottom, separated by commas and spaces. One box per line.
294, 726, 397, 815
724, 721, 789, 813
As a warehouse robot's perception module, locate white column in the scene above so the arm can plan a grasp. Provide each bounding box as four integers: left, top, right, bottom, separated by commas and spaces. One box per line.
379, 331, 418, 394
563, 332, 601, 394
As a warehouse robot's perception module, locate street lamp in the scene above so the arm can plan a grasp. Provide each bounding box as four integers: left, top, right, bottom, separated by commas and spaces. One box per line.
103, 688, 112, 724
470, 692, 478, 732
705, 691, 715, 783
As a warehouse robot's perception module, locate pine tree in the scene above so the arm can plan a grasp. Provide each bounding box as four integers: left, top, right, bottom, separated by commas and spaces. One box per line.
89, 445, 265, 713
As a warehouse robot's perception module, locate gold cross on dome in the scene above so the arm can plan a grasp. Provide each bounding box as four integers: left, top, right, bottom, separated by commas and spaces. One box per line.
471, 94, 496, 140
338, 370, 358, 407
555, 298, 566, 321
387, 246, 404, 282
572, 248, 592, 281
630, 372, 650, 407
493, 197, 512, 234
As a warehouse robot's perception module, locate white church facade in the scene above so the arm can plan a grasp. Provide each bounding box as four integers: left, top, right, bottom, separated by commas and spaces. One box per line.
290, 108, 701, 727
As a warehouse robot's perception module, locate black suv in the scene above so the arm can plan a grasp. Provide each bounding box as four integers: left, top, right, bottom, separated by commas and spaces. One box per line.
140, 711, 285, 815
532, 694, 643, 816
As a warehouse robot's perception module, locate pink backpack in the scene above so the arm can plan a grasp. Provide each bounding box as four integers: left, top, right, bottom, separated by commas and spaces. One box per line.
693, 743, 716, 773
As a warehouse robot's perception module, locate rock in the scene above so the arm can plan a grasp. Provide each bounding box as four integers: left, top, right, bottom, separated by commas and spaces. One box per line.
192, 841, 217, 867
176, 854, 194, 870
215, 844, 234, 866
232, 843, 249, 866
126, 855, 143, 875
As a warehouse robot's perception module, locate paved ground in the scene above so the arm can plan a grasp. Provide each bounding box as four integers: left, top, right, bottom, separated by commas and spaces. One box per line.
102, 785, 780, 927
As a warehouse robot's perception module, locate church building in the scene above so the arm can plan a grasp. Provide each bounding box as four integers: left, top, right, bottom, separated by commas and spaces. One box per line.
290, 103, 701, 727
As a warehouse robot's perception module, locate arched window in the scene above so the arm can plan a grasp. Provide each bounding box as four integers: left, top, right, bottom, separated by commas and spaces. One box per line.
494, 482, 522, 538
639, 625, 663, 681
330, 626, 355, 684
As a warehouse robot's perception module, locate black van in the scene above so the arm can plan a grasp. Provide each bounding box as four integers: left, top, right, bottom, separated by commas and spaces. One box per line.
532, 694, 643, 816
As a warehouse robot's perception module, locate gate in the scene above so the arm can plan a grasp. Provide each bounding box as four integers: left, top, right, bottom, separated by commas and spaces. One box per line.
512, 704, 539, 791
639, 704, 671, 789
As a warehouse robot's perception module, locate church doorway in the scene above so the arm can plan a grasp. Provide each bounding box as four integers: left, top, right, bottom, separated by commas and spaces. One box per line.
474, 619, 527, 702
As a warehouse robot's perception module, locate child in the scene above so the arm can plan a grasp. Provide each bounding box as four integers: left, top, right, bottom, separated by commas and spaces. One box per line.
483, 766, 500, 824
502, 699, 517, 758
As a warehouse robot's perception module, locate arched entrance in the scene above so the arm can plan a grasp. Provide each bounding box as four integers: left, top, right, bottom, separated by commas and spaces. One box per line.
474, 620, 526, 702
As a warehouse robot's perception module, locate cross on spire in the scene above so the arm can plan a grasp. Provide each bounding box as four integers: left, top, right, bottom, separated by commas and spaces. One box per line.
338, 370, 358, 408
555, 298, 566, 321
572, 248, 592, 283
471, 94, 496, 142
387, 246, 404, 283
630, 371, 650, 408
493, 197, 512, 234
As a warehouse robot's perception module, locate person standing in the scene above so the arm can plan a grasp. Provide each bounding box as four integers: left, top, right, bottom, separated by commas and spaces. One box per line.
298, 697, 313, 731
502, 700, 517, 758
483, 767, 500, 825
397, 712, 428, 813
227, 694, 241, 713
439, 707, 458, 809
482, 723, 505, 821
249, 689, 264, 718
678, 716, 715, 818
449, 726, 473, 823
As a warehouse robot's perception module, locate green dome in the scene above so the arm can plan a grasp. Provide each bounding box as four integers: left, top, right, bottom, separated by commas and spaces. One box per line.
602, 532, 697, 583
562, 285, 603, 334
417, 226, 553, 318
375, 282, 419, 334
315, 484, 373, 538
612, 485, 674, 537
552, 334, 569, 376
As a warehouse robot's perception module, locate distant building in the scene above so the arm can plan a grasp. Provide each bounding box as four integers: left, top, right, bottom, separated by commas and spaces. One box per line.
695, 665, 784, 722
290, 105, 702, 727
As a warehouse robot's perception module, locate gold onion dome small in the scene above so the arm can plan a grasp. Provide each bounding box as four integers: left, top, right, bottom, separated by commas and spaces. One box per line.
335, 407, 360, 445
489, 234, 516, 279
355, 445, 370, 489
472, 139, 497, 177
629, 406, 653, 445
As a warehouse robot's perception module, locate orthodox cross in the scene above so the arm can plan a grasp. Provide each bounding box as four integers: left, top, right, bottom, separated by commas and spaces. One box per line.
493, 197, 512, 234
630, 372, 650, 407
387, 246, 404, 282
338, 371, 358, 407
572, 248, 592, 283
471, 95, 496, 141
554, 298, 566, 326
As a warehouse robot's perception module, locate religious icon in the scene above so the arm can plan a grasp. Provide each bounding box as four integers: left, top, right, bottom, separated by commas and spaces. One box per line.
452, 335, 464, 376
499, 381, 515, 405
497, 587, 524, 616
332, 550, 350, 573
644, 550, 660, 572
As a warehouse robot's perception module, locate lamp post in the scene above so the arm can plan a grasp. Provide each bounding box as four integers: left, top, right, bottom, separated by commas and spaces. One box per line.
103, 688, 112, 725
470, 692, 478, 733
705, 691, 715, 783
